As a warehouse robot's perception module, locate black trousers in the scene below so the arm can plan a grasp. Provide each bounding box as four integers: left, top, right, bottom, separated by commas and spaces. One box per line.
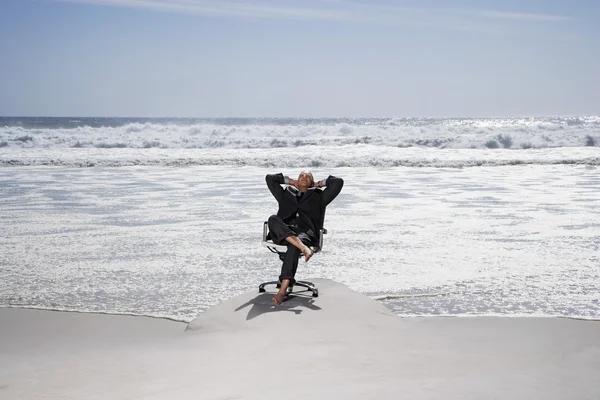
267, 215, 314, 284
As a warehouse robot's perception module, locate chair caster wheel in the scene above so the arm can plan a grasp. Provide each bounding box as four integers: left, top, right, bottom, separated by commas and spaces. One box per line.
259, 288, 266, 293
312, 291, 319, 298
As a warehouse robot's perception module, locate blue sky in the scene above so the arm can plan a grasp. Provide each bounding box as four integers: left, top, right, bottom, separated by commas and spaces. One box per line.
1, 0, 598, 117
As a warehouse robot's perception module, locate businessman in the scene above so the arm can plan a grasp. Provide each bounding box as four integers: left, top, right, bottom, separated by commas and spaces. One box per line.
265, 170, 344, 304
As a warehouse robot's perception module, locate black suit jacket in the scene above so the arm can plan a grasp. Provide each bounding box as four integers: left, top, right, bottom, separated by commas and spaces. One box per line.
266, 173, 344, 238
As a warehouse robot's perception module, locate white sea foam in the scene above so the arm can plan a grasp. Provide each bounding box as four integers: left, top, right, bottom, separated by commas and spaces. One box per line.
1, 165, 598, 321
1, 146, 598, 168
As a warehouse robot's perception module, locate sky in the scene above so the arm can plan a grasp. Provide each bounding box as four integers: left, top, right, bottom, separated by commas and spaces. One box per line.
0, 0, 599, 117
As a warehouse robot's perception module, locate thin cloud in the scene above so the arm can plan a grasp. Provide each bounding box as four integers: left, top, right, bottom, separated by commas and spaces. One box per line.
54, 0, 364, 21
52, 0, 572, 25
473, 9, 571, 22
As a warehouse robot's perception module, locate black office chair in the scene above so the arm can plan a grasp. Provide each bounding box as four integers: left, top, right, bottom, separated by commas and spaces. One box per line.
258, 221, 327, 298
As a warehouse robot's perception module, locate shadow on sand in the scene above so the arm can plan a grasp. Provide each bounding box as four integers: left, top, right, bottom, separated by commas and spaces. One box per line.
235, 291, 322, 321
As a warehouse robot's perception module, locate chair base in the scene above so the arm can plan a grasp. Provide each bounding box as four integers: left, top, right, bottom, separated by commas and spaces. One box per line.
258, 280, 319, 298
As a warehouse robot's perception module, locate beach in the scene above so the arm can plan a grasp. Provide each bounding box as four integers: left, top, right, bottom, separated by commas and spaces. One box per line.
1, 280, 599, 399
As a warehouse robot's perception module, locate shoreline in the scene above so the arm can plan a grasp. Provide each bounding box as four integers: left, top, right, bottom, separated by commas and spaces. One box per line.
0, 305, 191, 324
2, 304, 598, 323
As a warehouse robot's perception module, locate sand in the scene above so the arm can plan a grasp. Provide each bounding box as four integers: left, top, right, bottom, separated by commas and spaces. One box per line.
1, 279, 598, 399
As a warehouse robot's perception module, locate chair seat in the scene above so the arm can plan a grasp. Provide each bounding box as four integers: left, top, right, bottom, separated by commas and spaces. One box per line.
261, 221, 326, 255
261, 240, 320, 253
260, 241, 288, 252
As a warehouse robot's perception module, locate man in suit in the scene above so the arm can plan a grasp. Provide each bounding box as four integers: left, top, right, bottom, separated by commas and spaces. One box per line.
266, 170, 344, 304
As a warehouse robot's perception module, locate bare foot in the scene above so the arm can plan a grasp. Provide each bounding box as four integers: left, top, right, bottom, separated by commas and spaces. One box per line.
302, 246, 314, 262
272, 293, 286, 305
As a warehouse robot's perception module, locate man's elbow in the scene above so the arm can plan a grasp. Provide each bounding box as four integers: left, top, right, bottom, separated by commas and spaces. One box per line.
332, 176, 344, 188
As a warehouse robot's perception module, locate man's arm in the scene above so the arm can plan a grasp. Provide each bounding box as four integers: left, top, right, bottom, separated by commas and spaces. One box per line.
265, 173, 289, 202
318, 175, 344, 206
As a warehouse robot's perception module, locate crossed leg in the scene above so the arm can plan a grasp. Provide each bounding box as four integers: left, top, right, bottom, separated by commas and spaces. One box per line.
267, 215, 315, 305
272, 236, 313, 305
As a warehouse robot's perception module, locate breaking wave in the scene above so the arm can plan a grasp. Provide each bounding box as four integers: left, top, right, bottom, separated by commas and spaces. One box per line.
1, 116, 598, 168
1, 116, 599, 151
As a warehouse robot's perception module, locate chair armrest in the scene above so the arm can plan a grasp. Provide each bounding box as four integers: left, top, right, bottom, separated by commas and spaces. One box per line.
318, 228, 326, 251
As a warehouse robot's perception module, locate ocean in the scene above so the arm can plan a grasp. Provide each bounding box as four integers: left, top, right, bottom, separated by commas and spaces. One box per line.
1, 116, 599, 322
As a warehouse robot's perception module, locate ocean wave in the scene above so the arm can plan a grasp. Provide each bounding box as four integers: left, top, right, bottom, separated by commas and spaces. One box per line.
1, 146, 598, 168
1, 116, 599, 151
